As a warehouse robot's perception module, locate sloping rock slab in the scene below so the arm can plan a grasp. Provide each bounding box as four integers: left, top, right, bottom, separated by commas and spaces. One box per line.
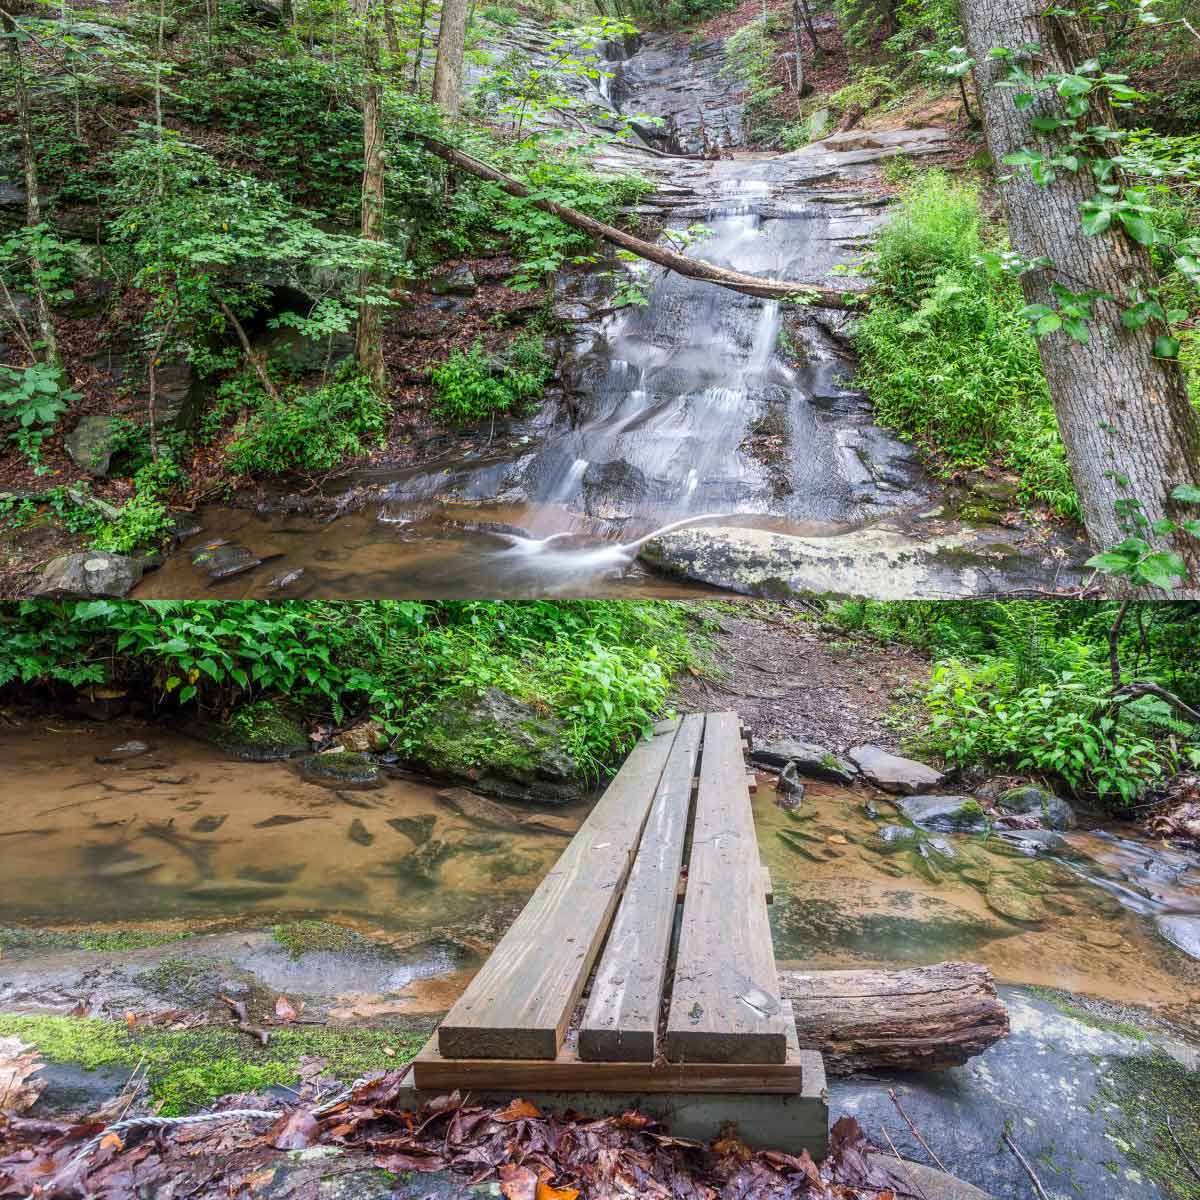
849, 745, 945, 795
750, 739, 857, 784
1157, 914, 1200, 961
638, 525, 1082, 600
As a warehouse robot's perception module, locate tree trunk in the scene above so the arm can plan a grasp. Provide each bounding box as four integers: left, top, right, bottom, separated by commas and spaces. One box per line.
962, 0, 1200, 596
280, 0, 295, 27
791, 0, 806, 96
780, 961, 1010, 1074
355, 0, 388, 393
415, 135, 855, 308
3, 6, 61, 370
409, 0, 428, 93
431, 0, 468, 114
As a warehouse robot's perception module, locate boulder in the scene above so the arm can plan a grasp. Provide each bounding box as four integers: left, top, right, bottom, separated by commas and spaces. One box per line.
897, 795, 990, 834
848, 745, 945, 795
298, 751, 382, 790
1156, 914, 1200, 961
750, 739, 857, 785
33, 552, 143, 598
406, 687, 583, 805
65, 415, 119, 476
1000, 785, 1076, 830
339, 719, 389, 753
430, 264, 477, 295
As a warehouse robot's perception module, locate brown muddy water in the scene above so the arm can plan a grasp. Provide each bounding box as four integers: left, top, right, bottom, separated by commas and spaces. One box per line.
3, 719, 1199, 1017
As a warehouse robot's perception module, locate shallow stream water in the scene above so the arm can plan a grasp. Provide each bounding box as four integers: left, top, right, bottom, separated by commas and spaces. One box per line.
4, 718, 1199, 1013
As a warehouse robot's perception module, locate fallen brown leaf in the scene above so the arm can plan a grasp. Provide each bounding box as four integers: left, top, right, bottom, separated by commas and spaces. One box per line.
494, 1098, 541, 1122
0, 1036, 46, 1115
536, 1165, 580, 1200
499, 1162, 538, 1200
275, 995, 298, 1022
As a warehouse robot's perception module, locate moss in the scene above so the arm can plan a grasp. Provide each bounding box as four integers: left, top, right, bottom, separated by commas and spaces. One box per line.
133, 956, 222, 1002
1027, 987, 1150, 1042
1094, 1051, 1200, 1199
271, 920, 370, 960
0, 927, 190, 952
225, 700, 308, 752
0, 1015, 426, 1116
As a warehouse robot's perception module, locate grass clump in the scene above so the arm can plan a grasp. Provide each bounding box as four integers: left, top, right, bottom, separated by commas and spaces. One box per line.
0, 1015, 426, 1116
271, 920, 370, 960
0, 927, 191, 952
853, 171, 1078, 519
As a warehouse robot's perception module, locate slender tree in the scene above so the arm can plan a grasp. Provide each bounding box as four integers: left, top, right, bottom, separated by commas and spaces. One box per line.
962, 0, 1200, 595
355, 0, 388, 392
2, 3, 62, 370
431, 0, 468, 113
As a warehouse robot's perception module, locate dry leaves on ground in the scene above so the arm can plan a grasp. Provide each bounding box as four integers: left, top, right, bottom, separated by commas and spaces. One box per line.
0, 1072, 906, 1200
0, 1038, 46, 1116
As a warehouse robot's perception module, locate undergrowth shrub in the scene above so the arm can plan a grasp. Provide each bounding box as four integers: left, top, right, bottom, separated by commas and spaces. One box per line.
430, 331, 551, 426
853, 171, 1078, 517
225, 367, 388, 475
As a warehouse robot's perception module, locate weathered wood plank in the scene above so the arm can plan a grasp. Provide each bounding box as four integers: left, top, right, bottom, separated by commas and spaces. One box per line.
579, 713, 704, 1062
437, 721, 681, 1060
665, 711, 789, 1064
414, 1006, 807, 1093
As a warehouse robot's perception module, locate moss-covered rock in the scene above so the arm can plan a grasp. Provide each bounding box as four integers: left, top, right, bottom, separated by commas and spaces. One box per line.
406, 687, 583, 805
209, 700, 309, 760
1001, 785, 1076, 830
297, 751, 382, 789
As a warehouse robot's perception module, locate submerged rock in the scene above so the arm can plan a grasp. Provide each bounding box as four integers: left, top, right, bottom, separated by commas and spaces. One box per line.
406, 687, 583, 805
898, 795, 990, 833
750, 739, 857, 785
1000, 785, 1076, 830
984, 876, 1048, 925
33, 552, 143, 599
848, 745, 945, 795
191, 542, 263, 582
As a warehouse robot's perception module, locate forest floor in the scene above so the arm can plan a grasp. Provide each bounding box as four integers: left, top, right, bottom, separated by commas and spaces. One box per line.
673, 600, 927, 753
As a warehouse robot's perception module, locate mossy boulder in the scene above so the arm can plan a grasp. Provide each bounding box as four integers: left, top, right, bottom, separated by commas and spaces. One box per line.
406, 687, 584, 805
298, 751, 382, 789
897, 794, 990, 833
213, 701, 308, 760
1000, 785, 1076, 830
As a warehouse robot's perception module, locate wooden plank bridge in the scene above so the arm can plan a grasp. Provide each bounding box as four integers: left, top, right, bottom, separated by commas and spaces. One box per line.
400, 712, 828, 1155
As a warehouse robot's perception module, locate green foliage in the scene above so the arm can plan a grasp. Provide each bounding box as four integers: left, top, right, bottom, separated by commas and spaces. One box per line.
0, 361, 79, 468
721, 16, 786, 143
224, 367, 389, 476
430, 332, 551, 427
827, 599, 1200, 807
853, 172, 1078, 517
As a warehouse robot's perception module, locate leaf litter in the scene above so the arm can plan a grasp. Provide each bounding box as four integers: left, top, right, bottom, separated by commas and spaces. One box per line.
0, 1071, 905, 1199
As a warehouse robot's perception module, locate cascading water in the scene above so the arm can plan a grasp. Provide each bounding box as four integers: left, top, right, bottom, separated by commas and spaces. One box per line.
139, 32, 1041, 600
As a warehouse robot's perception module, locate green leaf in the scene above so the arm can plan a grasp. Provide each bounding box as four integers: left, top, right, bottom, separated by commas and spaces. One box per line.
1035, 313, 1062, 335
178, 684, 197, 703
1171, 484, 1200, 504
1135, 552, 1187, 591
1085, 550, 1137, 573
1153, 335, 1181, 359
1118, 212, 1156, 245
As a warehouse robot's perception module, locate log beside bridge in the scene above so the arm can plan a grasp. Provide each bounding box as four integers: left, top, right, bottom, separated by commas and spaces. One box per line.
781, 960, 1010, 1074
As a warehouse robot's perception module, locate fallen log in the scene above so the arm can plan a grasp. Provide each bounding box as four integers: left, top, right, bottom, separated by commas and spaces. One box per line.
780, 960, 1009, 1074
414, 134, 861, 310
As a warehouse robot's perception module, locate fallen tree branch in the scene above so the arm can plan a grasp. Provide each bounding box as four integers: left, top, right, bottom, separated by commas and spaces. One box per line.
413, 133, 861, 309
1111, 681, 1200, 724
887, 1090, 948, 1175
1001, 1129, 1051, 1200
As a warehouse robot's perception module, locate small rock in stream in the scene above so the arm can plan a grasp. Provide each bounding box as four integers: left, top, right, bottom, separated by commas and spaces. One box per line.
348, 818, 374, 846
848, 745, 946, 795
95, 740, 150, 763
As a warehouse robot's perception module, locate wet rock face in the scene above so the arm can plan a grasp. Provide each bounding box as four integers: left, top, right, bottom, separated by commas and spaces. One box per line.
1000, 785, 1076, 831
33, 552, 143, 599
1157, 914, 1200, 960
898, 795, 990, 834
848, 745, 945, 796
407, 687, 583, 805
750, 739, 857, 785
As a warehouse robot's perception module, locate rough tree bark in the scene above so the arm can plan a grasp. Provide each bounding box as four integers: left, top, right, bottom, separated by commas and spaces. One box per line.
3, 4, 62, 370
355, 0, 388, 393
780, 961, 1010, 1074
962, 0, 1200, 596
415, 135, 856, 307
431, 0, 469, 113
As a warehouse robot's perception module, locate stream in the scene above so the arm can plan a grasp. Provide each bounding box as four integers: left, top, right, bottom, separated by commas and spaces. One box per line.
4, 719, 1198, 1198
132, 31, 1086, 601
